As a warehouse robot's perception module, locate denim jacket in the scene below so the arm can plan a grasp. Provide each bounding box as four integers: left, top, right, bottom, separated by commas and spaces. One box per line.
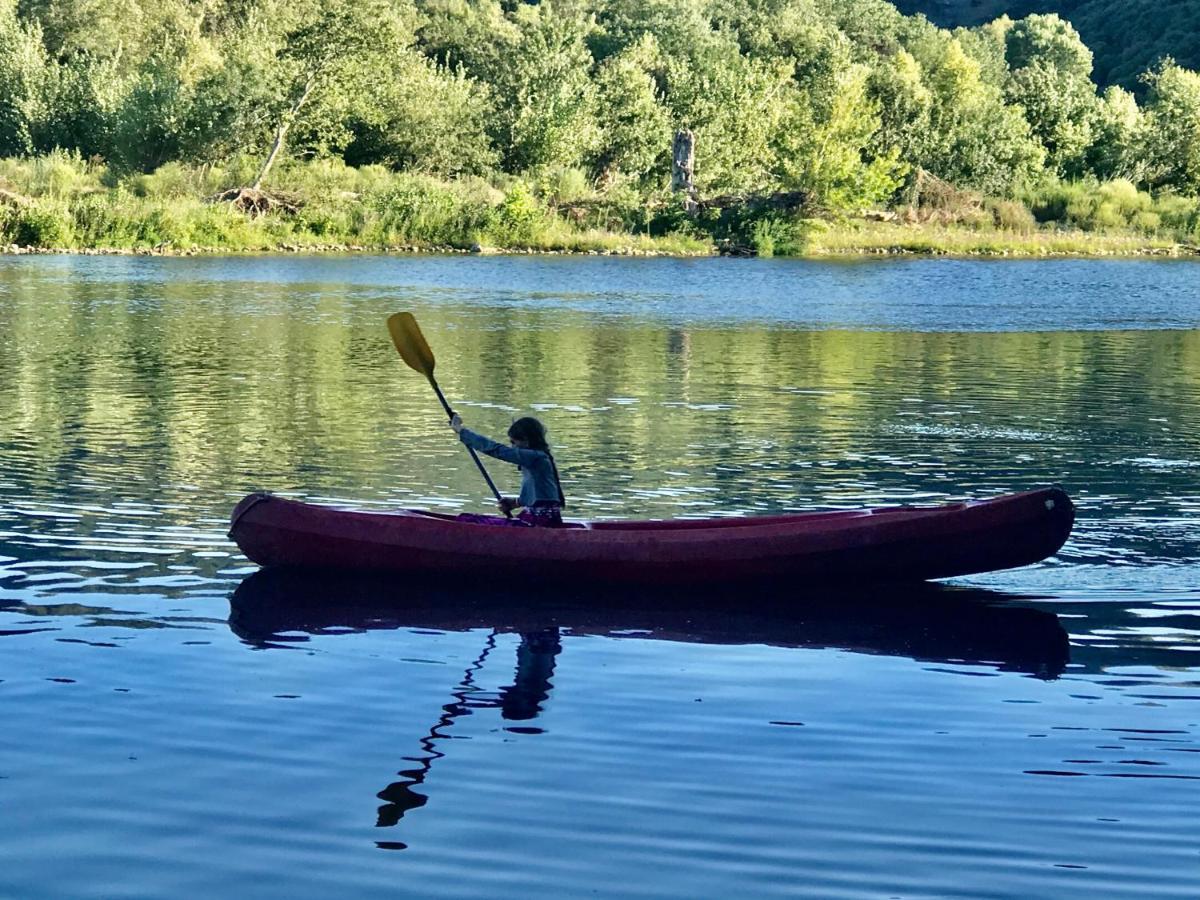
458, 427, 564, 508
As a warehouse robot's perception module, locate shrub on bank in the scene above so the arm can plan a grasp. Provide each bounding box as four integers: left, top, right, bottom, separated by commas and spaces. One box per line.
1022, 177, 1200, 238
1152, 193, 1200, 239
6, 201, 73, 247
362, 175, 501, 246
3, 154, 1199, 255
986, 199, 1037, 234
0, 150, 101, 200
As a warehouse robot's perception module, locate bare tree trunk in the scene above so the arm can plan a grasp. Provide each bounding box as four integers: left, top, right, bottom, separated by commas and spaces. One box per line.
671, 129, 698, 216
252, 76, 316, 191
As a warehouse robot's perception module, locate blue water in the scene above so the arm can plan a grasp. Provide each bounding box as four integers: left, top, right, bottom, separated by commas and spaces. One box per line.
6, 252, 1200, 329
1, 254, 1198, 898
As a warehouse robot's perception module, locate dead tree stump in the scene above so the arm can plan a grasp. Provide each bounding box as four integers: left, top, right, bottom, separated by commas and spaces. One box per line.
671, 129, 698, 216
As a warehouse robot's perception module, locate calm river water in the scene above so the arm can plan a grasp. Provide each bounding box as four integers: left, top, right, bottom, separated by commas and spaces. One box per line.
1, 254, 1198, 898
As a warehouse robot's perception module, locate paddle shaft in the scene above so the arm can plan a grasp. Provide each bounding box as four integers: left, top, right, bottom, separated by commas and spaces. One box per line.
387, 312, 510, 517
428, 375, 509, 514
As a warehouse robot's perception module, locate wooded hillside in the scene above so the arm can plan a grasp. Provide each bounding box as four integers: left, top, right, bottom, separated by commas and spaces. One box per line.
2, 0, 1199, 254
894, 0, 1200, 90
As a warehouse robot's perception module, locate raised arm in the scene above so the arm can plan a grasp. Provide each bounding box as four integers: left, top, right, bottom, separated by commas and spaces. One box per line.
452, 418, 545, 467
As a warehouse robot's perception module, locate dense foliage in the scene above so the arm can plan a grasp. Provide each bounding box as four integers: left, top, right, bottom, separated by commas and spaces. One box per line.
895, 0, 1200, 92
1, 0, 1199, 252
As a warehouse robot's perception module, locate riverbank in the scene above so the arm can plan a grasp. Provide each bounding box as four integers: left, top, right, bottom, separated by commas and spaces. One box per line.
0, 238, 705, 257
4, 224, 1197, 259
805, 220, 1200, 258
3, 155, 1199, 260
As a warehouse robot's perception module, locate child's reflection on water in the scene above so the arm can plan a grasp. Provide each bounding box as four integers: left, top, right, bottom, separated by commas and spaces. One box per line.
376, 628, 561, 829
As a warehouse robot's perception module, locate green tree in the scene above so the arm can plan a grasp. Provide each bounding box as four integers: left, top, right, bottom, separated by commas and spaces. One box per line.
415, 0, 521, 77
40, 51, 127, 160
777, 63, 908, 211
108, 58, 188, 171
588, 0, 716, 65
0, 0, 49, 157
591, 35, 671, 182
921, 37, 1045, 194
813, 0, 907, 57
181, 42, 272, 164
1005, 59, 1097, 176
1139, 60, 1200, 194
489, 8, 600, 173
998, 15, 1098, 177
1086, 85, 1141, 181
345, 54, 497, 177
19, 0, 166, 64
1003, 14, 1094, 81
659, 32, 797, 195
708, 0, 852, 118
105, 11, 220, 172
868, 48, 933, 163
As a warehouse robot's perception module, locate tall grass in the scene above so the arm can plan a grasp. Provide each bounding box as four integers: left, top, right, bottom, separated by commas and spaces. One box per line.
809, 220, 1186, 256
1, 153, 1197, 256
1020, 178, 1200, 239
0, 153, 705, 253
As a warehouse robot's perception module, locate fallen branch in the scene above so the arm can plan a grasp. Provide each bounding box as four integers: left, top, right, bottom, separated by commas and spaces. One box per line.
211, 187, 302, 216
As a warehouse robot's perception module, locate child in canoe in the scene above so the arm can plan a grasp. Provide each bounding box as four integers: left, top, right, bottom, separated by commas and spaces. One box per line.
449, 414, 566, 526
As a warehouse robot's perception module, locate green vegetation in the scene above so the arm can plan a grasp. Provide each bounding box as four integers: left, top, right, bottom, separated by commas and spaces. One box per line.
2, 0, 1200, 257
0, 152, 709, 253
896, 1, 1200, 92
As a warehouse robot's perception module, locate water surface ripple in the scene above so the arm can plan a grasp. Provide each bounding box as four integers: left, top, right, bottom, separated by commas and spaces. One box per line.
1, 255, 1197, 898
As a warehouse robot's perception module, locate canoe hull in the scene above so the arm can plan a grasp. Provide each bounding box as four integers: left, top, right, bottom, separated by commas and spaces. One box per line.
228, 487, 1074, 585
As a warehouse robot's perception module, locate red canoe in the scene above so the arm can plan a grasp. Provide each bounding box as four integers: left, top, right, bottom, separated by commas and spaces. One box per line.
228, 486, 1073, 585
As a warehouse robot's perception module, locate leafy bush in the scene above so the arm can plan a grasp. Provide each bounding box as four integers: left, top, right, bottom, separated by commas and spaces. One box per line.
11, 201, 72, 246
536, 167, 592, 206
0, 149, 101, 199
127, 162, 206, 200
365, 175, 499, 245
498, 182, 546, 244
1154, 193, 1200, 235
1020, 176, 1200, 238
699, 204, 813, 256
988, 199, 1036, 233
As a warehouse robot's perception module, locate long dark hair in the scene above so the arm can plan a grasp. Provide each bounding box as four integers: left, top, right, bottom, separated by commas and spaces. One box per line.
507, 417, 549, 451
508, 417, 566, 506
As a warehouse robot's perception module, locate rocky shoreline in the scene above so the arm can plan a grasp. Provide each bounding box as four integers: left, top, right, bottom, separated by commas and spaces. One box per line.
0, 242, 707, 258
3, 239, 1197, 259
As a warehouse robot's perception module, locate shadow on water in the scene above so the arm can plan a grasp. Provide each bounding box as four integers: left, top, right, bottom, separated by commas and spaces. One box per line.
228, 567, 1070, 678
230, 569, 1070, 844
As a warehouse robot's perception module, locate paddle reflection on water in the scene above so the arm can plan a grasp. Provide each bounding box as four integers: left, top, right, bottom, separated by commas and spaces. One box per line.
369, 626, 561, 835
229, 569, 1068, 843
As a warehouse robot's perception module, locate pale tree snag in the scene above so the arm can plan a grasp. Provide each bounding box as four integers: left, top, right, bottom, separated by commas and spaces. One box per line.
211, 74, 316, 215
672, 129, 698, 216
253, 75, 317, 192
214, 0, 398, 217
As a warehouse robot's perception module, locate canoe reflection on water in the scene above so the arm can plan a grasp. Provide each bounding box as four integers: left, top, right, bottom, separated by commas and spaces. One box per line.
228, 569, 1069, 842
229, 567, 1069, 676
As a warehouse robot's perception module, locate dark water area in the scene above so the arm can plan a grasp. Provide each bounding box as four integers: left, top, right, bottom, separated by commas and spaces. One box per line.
1, 254, 1198, 897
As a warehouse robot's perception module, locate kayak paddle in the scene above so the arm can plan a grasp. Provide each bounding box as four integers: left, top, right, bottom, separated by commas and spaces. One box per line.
387, 312, 510, 516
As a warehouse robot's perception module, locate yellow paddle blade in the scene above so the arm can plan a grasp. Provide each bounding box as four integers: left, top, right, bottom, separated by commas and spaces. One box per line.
387, 312, 436, 380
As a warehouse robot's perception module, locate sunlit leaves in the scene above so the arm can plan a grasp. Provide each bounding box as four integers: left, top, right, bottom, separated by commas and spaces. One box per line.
1139, 61, 1200, 194
0, 1, 48, 156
